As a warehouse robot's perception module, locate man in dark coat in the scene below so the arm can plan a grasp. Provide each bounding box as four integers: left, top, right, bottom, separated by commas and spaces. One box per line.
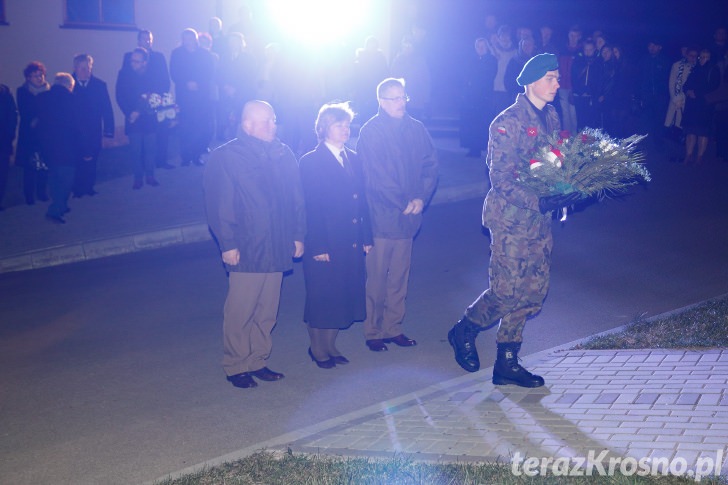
116, 48, 160, 189
170, 28, 216, 166
122, 30, 173, 169
71, 54, 115, 197
638, 39, 670, 138
37, 73, 83, 223
448, 54, 583, 388
356, 77, 439, 352
571, 39, 603, 129
0, 84, 18, 210
460, 37, 497, 157
203, 100, 305, 389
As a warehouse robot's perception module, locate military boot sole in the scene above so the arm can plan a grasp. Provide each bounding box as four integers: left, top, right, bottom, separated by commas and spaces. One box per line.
492, 373, 545, 388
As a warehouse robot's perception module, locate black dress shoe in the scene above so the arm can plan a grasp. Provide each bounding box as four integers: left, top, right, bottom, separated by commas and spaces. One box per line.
227, 372, 257, 388
330, 355, 349, 365
249, 366, 285, 381
366, 339, 388, 352
308, 348, 336, 369
382, 334, 417, 347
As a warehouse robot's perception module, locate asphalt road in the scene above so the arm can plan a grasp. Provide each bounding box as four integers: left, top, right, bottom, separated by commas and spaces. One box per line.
1, 157, 727, 484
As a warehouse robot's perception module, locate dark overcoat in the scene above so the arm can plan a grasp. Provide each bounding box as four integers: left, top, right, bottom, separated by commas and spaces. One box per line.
36, 85, 82, 167
15, 83, 46, 165
299, 144, 373, 328
72, 75, 115, 157
203, 133, 306, 274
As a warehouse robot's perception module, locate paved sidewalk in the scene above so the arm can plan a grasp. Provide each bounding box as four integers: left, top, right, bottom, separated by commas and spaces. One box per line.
0, 137, 486, 274
156, 346, 728, 482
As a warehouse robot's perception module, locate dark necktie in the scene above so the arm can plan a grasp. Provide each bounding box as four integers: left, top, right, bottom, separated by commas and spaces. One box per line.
340, 150, 352, 176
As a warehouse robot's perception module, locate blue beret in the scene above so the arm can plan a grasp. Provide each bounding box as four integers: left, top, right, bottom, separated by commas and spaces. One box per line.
516, 53, 559, 86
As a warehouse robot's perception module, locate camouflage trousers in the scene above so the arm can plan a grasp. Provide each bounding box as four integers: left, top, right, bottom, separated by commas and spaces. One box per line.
465, 217, 553, 343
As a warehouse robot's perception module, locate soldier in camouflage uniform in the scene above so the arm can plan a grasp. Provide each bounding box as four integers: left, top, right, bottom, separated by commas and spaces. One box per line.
448, 54, 582, 388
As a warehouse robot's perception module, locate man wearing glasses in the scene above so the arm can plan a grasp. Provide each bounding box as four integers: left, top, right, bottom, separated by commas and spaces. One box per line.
356, 77, 439, 352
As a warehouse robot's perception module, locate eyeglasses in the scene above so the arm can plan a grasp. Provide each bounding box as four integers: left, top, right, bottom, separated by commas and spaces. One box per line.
380, 95, 410, 103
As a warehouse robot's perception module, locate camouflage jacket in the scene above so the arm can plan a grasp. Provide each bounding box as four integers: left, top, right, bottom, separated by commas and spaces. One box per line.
483, 93, 560, 228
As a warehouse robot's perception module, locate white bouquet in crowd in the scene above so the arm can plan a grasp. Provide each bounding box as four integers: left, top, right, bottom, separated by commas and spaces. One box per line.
146, 92, 178, 122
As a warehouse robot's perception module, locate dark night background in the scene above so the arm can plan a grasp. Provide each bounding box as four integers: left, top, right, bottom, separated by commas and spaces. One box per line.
391, 0, 728, 114
246, 0, 727, 117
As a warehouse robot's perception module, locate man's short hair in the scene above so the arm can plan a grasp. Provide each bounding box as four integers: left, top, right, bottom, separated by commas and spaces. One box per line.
73, 53, 93, 66
54, 72, 75, 90
377, 77, 405, 99
314, 101, 355, 141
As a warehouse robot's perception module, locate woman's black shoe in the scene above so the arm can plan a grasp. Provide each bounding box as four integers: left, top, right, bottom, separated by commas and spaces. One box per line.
330, 355, 349, 365
308, 348, 336, 369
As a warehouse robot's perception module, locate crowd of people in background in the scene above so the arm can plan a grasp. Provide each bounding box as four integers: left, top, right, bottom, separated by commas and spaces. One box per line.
460, 20, 728, 162
0, 10, 727, 218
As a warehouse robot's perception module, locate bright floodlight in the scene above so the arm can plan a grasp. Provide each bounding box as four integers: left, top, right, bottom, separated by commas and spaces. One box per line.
268, 0, 371, 45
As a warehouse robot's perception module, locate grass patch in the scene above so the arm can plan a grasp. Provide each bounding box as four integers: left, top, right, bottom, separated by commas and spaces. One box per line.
156, 450, 726, 484
575, 295, 728, 350
156, 295, 728, 484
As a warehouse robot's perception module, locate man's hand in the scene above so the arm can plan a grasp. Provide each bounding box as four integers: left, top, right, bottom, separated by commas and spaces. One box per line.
403, 198, 424, 215
293, 241, 304, 258
222, 248, 240, 265
363, 245, 373, 254
313, 253, 330, 262
538, 192, 582, 214
129, 111, 140, 123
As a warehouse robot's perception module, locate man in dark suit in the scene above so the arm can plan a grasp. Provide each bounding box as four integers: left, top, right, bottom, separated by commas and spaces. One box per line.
123, 30, 173, 169
170, 28, 216, 167
37, 73, 82, 223
72, 54, 115, 197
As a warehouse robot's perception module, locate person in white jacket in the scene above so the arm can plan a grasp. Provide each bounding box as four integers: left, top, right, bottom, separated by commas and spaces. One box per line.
664, 47, 697, 134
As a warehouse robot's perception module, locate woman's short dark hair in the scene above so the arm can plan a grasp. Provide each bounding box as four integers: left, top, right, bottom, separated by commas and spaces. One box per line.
314, 102, 355, 141
23, 61, 46, 80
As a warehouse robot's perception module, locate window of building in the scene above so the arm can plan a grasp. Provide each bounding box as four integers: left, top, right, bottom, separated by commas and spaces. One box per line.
63, 0, 136, 30
0, 0, 7, 25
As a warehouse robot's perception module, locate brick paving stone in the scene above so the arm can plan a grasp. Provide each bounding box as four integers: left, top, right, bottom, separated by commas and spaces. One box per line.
675, 393, 701, 406
267, 350, 728, 478
633, 393, 661, 405
629, 408, 671, 416
698, 394, 723, 406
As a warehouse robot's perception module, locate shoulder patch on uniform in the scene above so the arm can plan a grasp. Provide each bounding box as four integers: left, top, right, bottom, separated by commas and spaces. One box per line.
496, 126, 507, 134
526, 127, 538, 137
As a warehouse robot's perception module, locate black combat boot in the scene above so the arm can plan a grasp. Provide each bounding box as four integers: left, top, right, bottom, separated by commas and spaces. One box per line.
492, 342, 544, 388
447, 316, 482, 372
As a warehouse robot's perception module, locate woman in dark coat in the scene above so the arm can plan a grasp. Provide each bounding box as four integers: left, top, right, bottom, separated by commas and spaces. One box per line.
682, 49, 721, 164
16, 61, 50, 205
299, 102, 373, 368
